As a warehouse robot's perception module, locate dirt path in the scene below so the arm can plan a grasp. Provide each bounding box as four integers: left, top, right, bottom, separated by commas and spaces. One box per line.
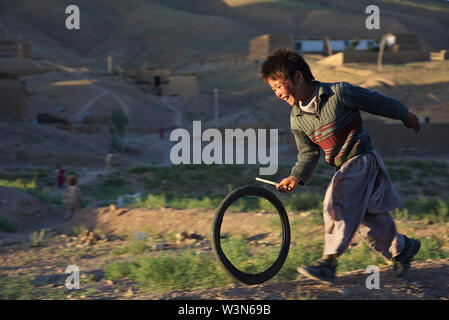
137, 259, 449, 300
76, 168, 106, 186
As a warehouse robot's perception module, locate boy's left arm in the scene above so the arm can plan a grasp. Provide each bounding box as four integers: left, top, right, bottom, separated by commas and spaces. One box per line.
341, 83, 420, 133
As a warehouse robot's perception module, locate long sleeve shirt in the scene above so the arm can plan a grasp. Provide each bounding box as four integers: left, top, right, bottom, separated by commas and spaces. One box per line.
290, 81, 409, 184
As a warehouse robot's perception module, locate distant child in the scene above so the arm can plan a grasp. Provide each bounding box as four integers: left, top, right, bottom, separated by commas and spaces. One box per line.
56, 163, 65, 188
63, 175, 83, 220
105, 150, 114, 170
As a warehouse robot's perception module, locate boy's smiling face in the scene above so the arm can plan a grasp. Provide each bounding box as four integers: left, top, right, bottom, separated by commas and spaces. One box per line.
267, 77, 298, 107
267, 71, 308, 107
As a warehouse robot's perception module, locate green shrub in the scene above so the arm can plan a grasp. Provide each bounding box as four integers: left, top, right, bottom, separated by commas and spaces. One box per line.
404, 196, 449, 222
110, 110, 128, 136
391, 208, 410, 220
0, 179, 60, 205
0, 217, 19, 232
170, 196, 221, 210
100, 175, 125, 188
285, 193, 323, 212
129, 166, 153, 173
104, 261, 136, 279
306, 175, 329, 187
259, 197, 276, 211
112, 240, 152, 255
415, 236, 449, 261
132, 191, 325, 214
0, 179, 36, 191
136, 194, 167, 209
404, 160, 429, 170
220, 236, 251, 267
387, 167, 413, 181
105, 250, 230, 293
336, 242, 385, 274
274, 240, 322, 281
0, 275, 35, 299
423, 188, 439, 196
29, 230, 46, 247
72, 224, 88, 236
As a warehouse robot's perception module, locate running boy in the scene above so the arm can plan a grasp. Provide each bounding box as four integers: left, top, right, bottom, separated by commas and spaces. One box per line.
261, 48, 421, 283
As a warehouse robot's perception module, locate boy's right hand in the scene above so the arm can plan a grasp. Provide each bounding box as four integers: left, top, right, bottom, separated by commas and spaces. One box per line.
403, 111, 421, 133
276, 176, 301, 193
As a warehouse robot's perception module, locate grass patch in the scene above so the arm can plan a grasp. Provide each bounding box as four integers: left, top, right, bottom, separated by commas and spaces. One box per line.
105, 212, 449, 293
336, 242, 386, 274
220, 236, 283, 274
71, 224, 88, 236
99, 174, 126, 188
112, 239, 152, 255
0, 217, 19, 232
29, 230, 46, 247
62, 246, 93, 258
403, 196, 449, 222
404, 159, 447, 171
132, 191, 324, 213
414, 236, 449, 261
273, 239, 323, 281
284, 193, 323, 212
0, 179, 61, 205
81, 184, 134, 201
387, 167, 413, 181
0, 274, 35, 300
104, 250, 231, 293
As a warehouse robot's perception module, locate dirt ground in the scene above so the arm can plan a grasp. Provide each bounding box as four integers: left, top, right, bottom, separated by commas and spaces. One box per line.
139, 259, 449, 300
1, 194, 448, 300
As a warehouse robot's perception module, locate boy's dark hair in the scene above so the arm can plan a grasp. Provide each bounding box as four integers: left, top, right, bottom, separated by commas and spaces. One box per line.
67, 175, 77, 186
260, 48, 314, 83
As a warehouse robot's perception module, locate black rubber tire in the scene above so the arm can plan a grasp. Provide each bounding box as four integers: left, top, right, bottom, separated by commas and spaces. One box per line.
210, 185, 290, 285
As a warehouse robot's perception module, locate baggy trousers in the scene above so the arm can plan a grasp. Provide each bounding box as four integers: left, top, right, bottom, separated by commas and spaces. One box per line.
322, 151, 405, 260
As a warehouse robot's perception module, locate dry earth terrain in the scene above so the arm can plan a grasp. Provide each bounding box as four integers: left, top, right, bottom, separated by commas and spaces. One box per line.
0, 183, 448, 300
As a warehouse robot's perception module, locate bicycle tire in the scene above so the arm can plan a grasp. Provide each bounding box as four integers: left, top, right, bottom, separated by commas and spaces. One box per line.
210, 185, 290, 285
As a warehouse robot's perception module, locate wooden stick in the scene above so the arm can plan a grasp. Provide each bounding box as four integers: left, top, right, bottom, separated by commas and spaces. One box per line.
255, 177, 278, 186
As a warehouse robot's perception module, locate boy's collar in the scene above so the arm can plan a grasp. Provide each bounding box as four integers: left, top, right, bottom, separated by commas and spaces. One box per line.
314, 81, 334, 100
295, 81, 334, 116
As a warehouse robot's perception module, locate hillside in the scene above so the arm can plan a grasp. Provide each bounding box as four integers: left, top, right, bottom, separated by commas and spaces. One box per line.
1, 0, 448, 68
1, 57, 448, 167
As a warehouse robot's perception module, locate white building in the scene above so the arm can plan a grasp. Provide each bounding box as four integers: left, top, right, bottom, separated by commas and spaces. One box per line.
293, 37, 380, 53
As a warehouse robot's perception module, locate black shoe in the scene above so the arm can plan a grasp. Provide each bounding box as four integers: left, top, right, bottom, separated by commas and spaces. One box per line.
392, 236, 421, 277
297, 258, 337, 284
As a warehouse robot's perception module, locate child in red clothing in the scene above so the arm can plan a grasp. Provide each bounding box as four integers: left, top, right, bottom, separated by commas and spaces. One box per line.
56, 164, 65, 189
